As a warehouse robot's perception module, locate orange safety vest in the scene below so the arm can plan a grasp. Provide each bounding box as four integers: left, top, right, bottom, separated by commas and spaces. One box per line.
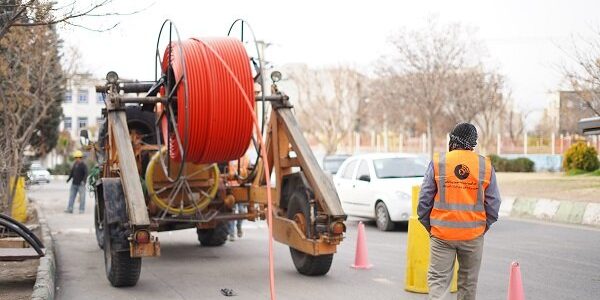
431, 150, 492, 241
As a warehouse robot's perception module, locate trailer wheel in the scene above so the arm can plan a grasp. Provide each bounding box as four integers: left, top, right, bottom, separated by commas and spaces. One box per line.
196, 222, 228, 247
94, 203, 104, 249
287, 188, 333, 276
103, 204, 141, 287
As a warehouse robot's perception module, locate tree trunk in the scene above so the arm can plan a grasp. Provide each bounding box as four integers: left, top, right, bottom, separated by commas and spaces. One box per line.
427, 118, 434, 159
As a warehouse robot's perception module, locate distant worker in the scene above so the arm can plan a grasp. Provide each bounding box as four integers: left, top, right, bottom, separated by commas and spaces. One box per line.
418, 123, 501, 300
65, 150, 88, 214
227, 154, 250, 241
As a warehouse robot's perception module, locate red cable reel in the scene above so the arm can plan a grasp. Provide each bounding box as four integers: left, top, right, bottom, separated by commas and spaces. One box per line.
161, 37, 255, 164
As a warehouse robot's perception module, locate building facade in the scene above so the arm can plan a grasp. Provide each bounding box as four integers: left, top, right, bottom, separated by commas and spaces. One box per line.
547, 91, 598, 135
60, 73, 105, 140
43, 74, 104, 168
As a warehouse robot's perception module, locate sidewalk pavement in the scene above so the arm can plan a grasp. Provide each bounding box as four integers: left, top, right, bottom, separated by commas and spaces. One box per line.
499, 196, 600, 227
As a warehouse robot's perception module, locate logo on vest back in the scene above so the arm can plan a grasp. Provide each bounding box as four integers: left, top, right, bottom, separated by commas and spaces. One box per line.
454, 164, 470, 180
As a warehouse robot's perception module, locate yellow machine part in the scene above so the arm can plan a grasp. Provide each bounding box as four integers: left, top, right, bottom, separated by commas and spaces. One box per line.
145, 149, 219, 215
405, 185, 458, 293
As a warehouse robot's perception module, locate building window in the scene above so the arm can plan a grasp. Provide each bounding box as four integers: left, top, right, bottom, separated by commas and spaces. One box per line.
96, 92, 104, 103
64, 91, 72, 103
77, 117, 88, 130
78, 89, 88, 103
64, 117, 72, 130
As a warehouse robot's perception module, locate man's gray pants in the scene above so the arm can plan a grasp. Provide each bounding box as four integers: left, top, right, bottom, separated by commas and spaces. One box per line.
428, 235, 484, 300
66, 183, 86, 213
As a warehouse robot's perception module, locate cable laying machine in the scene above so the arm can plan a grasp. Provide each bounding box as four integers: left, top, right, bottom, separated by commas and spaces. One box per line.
88, 20, 347, 287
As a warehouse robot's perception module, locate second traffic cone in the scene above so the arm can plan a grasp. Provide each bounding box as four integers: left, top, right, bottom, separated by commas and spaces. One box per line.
351, 221, 373, 269
507, 261, 525, 300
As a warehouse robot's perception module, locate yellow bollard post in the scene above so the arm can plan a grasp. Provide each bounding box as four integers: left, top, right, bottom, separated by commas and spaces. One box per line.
405, 185, 458, 293
9, 176, 28, 222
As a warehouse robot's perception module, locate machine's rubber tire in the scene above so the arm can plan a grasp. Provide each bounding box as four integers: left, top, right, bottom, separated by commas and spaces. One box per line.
103, 202, 141, 287
375, 201, 394, 231
196, 222, 229, 247
99, 106, 156, 146
98, 106, 157, 168
94, 203, 104, 250
287, 188, 333, 276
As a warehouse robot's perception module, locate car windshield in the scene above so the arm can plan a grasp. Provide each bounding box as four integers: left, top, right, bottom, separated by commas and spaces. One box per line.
373, 157, 427, 179
323, 158, 347, 174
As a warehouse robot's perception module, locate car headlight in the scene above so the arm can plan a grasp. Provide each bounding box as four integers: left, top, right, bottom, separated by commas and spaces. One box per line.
395, 191, 410, 201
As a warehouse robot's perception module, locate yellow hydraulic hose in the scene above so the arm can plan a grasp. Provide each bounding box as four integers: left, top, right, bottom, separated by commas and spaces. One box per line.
145, 148, 219, 215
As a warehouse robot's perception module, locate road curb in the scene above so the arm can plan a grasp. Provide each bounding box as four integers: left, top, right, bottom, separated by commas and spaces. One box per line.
31, 200, 56, 300
501, 196, 600, 227
582, 203, 600, 226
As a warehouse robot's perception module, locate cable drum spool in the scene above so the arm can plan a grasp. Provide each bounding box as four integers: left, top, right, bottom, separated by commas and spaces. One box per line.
162, 37, 255, 163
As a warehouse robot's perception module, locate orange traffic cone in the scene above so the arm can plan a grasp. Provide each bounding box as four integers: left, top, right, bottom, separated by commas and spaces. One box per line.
507, 261, 525, 300
351, 221, 373, 269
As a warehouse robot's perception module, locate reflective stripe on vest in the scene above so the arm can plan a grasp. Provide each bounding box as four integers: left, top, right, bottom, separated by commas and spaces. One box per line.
430, 219, 487, 229
430, 150, 491, 241
435, 154, 485, 212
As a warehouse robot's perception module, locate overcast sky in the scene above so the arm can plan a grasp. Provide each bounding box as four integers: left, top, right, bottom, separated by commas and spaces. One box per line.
59, 0, 600, 120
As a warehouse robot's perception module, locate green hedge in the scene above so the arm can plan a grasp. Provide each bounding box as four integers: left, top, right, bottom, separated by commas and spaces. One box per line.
488, 155, 535, 172
562, 142, 599, 172
49, 162, 71, 175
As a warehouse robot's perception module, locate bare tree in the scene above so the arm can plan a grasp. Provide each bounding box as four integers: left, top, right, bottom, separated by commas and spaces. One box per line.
378, 19, 479, 158
445, 69, 489, 124
366, 76, 418, 135
562, 31, 600, 117
472, 73, 505, 154
286, 64, 365, 155
0, 0, 144, 40
0, 23, 64, 214
505, 97, 530, 146
446, 69, 505, 154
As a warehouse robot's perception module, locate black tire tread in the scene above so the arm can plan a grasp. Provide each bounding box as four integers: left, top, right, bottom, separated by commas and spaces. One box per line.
102, 181, 141, 287
290, 248, 334, 276
197, 222, 228, 247
94, 204, 104, 249
99, 106, 157, 149
106, 249, 141, 287
286, 187, 333, 276
376, 202, 394, 231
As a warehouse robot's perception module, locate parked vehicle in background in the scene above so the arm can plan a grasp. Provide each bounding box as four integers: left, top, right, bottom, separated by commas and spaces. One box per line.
27, 164, 51, 184
333, 153, 428, 231
579, 116, 600, 135
322, 154, 351, 174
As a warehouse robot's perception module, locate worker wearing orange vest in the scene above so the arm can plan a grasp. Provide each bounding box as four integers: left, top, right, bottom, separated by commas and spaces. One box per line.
418, 123, 501, 300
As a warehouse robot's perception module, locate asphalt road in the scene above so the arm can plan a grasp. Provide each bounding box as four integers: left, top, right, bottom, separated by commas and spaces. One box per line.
29, 180, 600, 300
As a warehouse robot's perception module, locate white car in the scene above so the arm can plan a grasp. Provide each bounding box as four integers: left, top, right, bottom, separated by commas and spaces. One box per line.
27, 165, 51, 184
333, 153, 428, 231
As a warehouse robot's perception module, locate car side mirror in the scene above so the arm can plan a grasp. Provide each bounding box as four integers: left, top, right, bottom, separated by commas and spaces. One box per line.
79, 129, 90, 146
358, 174, 370, 182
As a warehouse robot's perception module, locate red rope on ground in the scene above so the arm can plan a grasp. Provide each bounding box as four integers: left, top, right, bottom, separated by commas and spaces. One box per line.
195, 38, 277, 300
163, 37, 277, 299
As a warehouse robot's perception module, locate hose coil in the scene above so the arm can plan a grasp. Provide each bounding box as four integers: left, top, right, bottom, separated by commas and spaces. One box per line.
162, 37, 254, 163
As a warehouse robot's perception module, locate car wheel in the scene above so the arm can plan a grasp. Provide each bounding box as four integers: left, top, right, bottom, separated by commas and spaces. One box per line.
375, 202, 394, 231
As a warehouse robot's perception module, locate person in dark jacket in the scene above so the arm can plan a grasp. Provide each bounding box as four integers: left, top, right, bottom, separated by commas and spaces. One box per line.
418, 123, 501, 300
65, 150, 88, 213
